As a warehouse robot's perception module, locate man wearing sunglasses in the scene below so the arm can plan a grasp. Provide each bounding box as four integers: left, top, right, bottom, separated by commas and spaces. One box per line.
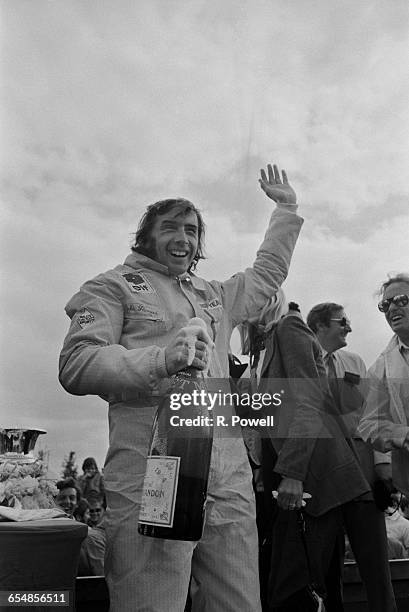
359, 273, 409, 501
306, 302, 365, 427
307, 302, 396, 612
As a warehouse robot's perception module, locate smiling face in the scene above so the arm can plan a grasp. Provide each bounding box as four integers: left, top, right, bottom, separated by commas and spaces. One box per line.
382, 281, 409, 343
57, 487, 78, 517
150, 208, 199, 276
88, 501, 105, 527
317, 308, 352, 353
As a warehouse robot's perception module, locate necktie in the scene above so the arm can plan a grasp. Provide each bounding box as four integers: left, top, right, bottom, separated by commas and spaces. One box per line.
326, 353, 341, 412
326, 353, 337, 379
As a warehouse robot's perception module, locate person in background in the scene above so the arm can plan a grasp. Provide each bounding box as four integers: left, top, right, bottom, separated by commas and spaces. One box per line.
307, 301, 395, 612
74, 497, 90, 524
359, 273, 409, 497
79, 513, 106, 577
87, 495, 105, 528
59, 163, 303, 612
55, 477, 106, 577
399, 495, 409, 520
77, 457, 106, 506
384, 491, 409, 558
256, 301, 372, 611
55, 478, 82, 519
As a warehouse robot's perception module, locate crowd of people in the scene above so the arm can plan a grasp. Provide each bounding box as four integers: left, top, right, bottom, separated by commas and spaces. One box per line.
240, 292, 407, 612
57, 162, 408, 611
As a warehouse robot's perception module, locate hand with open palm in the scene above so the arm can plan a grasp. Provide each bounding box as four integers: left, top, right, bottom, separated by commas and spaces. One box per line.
259, 163, 297, 205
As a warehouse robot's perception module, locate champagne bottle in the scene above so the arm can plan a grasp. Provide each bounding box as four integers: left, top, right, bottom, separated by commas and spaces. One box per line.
138, 318, 213, 541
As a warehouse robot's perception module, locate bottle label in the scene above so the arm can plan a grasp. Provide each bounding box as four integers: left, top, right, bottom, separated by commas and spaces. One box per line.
138, 455, 180, 527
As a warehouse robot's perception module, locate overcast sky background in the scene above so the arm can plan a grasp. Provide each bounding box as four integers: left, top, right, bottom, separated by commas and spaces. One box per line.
1, 0, 408, 476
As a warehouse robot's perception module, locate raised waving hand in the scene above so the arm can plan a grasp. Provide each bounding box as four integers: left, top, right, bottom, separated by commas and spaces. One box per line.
259, 163, 297, 205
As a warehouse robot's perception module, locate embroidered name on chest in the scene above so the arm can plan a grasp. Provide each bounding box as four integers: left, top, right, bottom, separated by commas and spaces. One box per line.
123, 272, 156, 294
200, 298, 221, 309
126, 303, 161, 318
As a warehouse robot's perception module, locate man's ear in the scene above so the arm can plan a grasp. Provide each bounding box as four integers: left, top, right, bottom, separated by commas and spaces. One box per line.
316, 321, 328, 334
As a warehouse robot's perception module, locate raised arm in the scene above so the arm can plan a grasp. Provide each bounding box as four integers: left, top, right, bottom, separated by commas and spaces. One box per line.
212, 163, 303, 327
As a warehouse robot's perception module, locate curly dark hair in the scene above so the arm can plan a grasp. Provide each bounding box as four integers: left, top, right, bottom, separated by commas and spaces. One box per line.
131, 198, 206, 272
56, 477, 81, 501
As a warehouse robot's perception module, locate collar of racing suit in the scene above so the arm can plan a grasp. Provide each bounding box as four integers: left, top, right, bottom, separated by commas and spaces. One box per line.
123, 251, 207, 291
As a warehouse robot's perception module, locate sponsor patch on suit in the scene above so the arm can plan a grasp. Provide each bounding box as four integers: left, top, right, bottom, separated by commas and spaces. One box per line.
123, 272, 156, 294
77, 308, 95, 328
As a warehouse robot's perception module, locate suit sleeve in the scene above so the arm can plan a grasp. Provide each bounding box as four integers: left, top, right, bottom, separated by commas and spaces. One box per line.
272, 316, 327, 482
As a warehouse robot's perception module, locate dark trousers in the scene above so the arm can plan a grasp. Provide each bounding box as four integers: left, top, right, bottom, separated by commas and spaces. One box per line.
325, 500, 396, 612
265, 501, 396, 612
323, 532, 344, 611
266, 507, 339, 610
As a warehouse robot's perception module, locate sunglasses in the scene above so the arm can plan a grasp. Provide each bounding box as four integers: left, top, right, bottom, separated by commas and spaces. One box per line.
330, 317, 350, 327
378, 294, 409, 313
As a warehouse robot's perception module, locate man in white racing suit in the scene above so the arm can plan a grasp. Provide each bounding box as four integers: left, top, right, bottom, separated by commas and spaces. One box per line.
59, 163, 303, 612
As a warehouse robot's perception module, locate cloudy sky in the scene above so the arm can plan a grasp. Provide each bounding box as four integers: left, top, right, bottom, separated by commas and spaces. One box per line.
1, 0, 408, 476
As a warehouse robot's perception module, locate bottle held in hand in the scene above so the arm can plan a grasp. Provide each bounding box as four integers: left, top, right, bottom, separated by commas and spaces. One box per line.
138, 318, 213, 541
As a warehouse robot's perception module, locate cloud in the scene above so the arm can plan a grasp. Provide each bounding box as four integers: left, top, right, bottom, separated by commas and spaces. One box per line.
1, 0, 408, 472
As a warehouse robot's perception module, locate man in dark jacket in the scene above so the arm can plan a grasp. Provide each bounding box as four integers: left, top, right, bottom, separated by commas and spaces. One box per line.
306, 301, 396, 612
258, 305, 396, 611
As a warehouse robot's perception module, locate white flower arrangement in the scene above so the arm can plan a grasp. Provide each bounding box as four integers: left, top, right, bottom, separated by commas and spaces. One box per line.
0, 459, 44, 480
0, 459, 58, 510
